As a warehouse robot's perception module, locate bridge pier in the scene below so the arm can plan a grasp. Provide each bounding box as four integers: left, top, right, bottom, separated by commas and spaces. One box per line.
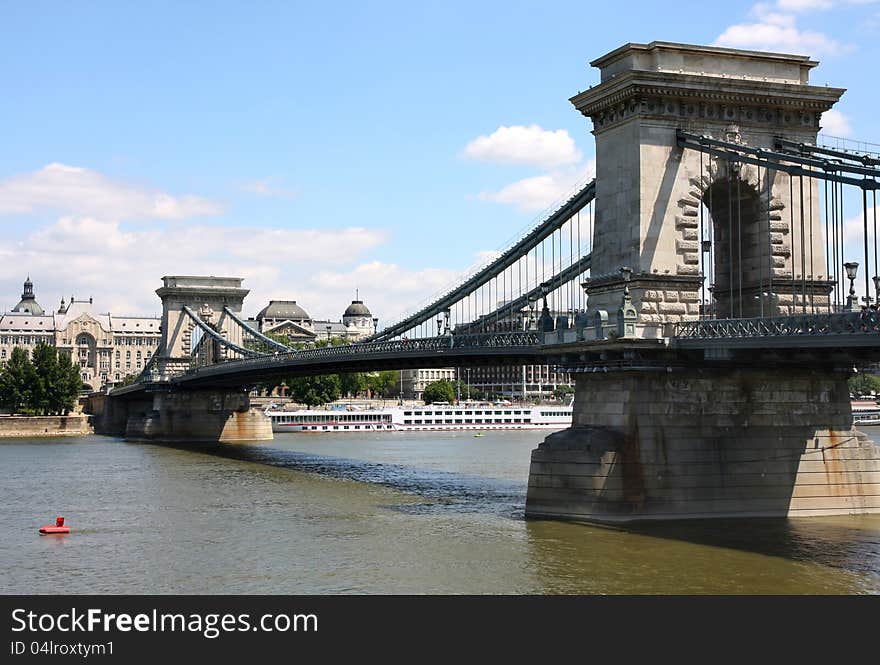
526, 366, 880, 522
92, 388, 273, 444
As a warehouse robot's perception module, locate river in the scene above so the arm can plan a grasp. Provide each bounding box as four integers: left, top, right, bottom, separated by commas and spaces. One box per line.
1, 429, 879, 594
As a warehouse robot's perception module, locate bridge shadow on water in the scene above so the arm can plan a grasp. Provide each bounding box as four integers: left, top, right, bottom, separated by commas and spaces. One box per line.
593, 517, 880, 579
162, 441, 529, 519
151, 441, 880, 577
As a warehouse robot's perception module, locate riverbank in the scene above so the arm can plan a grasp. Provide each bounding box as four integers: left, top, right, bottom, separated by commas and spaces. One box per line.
0, 414, 93, 438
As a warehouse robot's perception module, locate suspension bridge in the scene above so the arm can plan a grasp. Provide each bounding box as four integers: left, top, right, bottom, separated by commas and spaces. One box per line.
90, 41, 880, 523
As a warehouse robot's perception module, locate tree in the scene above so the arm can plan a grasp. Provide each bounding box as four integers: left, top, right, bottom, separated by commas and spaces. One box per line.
422, 379, 456, 404
553, 384, 575, 400
0, 347, 37, 413
50, 350, 81, 414
454, 380, 487, 401
286, 374, 341, 407
118, 373, 139, 388
339, 372, 367, 397
366, 370, 399, 398
30, 343, 81, 415
849, 372, 880, 397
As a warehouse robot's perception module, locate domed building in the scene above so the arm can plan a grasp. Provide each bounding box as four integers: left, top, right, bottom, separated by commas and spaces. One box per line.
11, 276, 44, 315
1, 276, 162, 391
341, 298, 376, 339
251, 294, 377, 343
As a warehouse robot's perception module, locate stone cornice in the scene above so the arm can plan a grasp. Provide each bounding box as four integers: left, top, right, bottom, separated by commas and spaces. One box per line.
571, 70, 845, 118
583, 272, 702, 296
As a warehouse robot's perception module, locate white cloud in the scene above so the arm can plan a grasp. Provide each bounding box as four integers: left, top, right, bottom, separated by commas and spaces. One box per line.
779, 0, 877, 9
477, 161, 596, 213
0, 163, 222, 220
2, 217, 387, 318
776, 0, 834, 10
713, 8, 847, 56
820, 109, 853, 136
241, 178, 300, 200
307, 261, 460, 322
462, 125, 582, 169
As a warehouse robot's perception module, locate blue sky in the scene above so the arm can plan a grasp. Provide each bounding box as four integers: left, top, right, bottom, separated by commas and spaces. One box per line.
1, 0, 878, 321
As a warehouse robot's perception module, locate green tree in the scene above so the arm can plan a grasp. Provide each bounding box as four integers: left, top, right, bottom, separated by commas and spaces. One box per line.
0, 347, 37, 413
50, 350, 81, 414
366, 370, 399, 398
30, 344, 81, 414
422, 379, 456, 404
118, 373, 139, 388
553, 384, 575, 400
287, 374, 341, 407
339, 372, 367, 397
849, 372, 880, 397
455, 380, 486, 401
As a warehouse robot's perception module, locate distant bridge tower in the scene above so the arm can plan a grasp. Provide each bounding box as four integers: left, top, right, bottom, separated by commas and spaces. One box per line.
571, 42, 842, 325
155, 276, 250, 378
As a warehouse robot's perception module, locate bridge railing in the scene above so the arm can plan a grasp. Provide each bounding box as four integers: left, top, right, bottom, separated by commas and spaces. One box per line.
674, 311, 880, 339
178, 332, 545, 378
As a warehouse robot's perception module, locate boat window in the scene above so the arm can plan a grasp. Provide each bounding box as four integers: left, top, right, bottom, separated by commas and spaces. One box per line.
455, 411, 462, 415
414, 420, 422, 424
523, 418, 531, 423
455, 419, 462, 424
404, 420, 411, 424
445, 419, 453, 424
495, 411, 503, 415
404, 411, 412, 416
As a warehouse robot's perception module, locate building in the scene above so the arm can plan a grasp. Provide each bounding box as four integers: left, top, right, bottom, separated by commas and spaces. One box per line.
251, 294, 377, 344
0, 277, 162, 390
460, 304, 572, 400
400, 368, 457, 400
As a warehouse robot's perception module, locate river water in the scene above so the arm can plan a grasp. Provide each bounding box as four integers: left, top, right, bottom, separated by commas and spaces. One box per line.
2, 429, 879, 594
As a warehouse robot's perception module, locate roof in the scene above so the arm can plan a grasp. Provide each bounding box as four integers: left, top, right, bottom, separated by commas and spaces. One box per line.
257, 300, 311, 321
11, 298, 44, 315
0, 313, 55, 331
343, 300, 372, 318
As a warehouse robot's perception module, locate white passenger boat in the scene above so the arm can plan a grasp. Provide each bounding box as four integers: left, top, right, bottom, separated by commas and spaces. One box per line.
852, 400, 880, 426
265, 403, 573, 433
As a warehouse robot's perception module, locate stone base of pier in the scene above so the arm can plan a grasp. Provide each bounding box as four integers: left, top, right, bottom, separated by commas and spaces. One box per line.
123, 389, 273, 443
525, 367, 880, 522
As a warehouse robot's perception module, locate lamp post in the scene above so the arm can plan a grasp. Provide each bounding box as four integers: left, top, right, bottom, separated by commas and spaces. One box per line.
436, 315, 443, 336
326, 325, 332, 341
844, 262, 859, 311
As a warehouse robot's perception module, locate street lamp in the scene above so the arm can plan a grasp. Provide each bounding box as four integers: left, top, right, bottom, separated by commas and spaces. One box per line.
326, 324, 332, 341
844, 262, 859, 311
436, 315, 443, 336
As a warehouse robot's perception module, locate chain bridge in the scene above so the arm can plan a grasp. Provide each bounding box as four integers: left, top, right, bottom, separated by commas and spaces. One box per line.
92, 41, 880, 523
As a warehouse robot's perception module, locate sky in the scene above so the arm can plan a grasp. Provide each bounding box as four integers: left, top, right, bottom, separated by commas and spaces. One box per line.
1, 0, 879, 322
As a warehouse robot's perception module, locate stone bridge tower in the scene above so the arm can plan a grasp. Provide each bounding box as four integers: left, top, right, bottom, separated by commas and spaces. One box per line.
571, 42, 843, 327
155, 276, 250, 378
526, 42, 880, 524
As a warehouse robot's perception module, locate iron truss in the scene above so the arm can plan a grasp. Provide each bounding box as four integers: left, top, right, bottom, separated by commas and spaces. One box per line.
677, 130, 880, 189
365, 179, 596, 342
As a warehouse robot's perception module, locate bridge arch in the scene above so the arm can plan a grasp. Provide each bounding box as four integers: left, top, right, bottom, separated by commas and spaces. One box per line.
695, 158, 784, 319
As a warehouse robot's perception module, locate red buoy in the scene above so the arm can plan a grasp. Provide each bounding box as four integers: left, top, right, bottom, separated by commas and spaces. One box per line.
39, 516, 70, 535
